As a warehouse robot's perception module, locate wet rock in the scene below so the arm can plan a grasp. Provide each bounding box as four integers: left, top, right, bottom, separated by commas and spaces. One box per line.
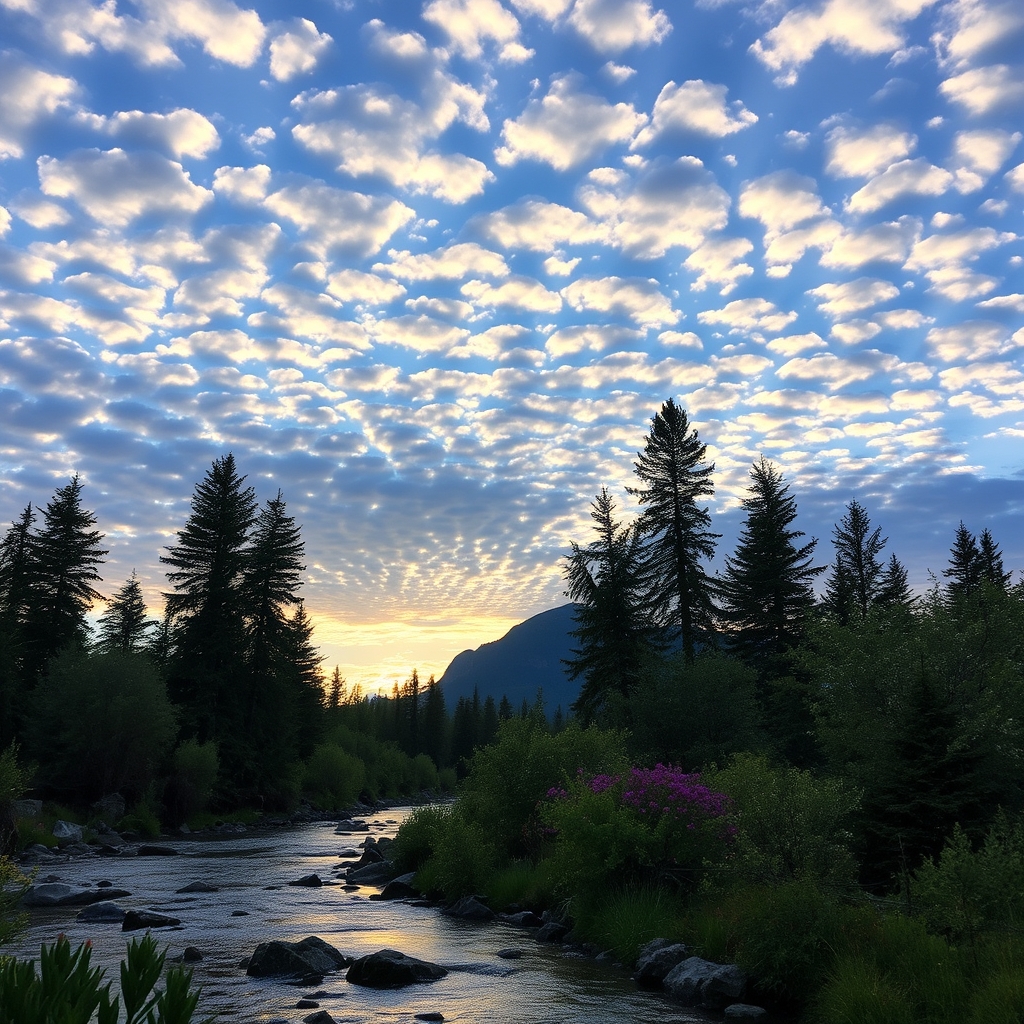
76, 901, 126, 923
65, 842, 96, 857
335, 819, 369, 833
182, 947, 203, 962
122, 910, 181, 931
136, 845, 178, 856
415, 1014, 445, 1022
496, 949, 523, 959
663, 957, 747, 1010
177, 881, 219, 893
246, 937, 351, 978
22, 884, 131, 907
303, 1012, 336, 1024
346, 949, 448, 988
288, 873, 324, 887
503, 910, 543, 927
725, 1003, 767, 1018
97, 879, 112, 888
535, 922, 569, 943
346, 861, 395, 885
634, 940, 689, 988
232, 910, 249, 916
296, 999, 320, 1008
442, 896, 494, 922
379, 874, 419, 900
52, 821, 83, 844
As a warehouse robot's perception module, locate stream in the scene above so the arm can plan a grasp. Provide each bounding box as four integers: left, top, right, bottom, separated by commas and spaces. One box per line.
10, 807, 717, 1023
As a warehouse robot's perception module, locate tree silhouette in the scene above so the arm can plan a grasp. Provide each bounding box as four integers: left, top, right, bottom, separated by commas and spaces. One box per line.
96, 572, 156, 654
944, 522, 981, 602
823, 499, 886, 620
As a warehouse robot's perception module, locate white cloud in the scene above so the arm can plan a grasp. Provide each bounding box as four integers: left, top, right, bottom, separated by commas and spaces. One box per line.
79, 108, 220, 159
243, 127, 275, 152
874, 308, 934, 328
847, 158, 954, 214
831, 319, 882, 344
462, 275, 563, 312
821, 216, 921, 268
1007, 163, 1024, 192
495, 74, 646, 170
475, 199, 603, 251
450, 323, 540, 361
778, 349, 927, 390
951, 129, 1021, 181
683, 237, 754, 294
567, 0, 671, 52
9, 194, 72, 228
933, 0, 1024, 69
697, 297, 798, 334
750, 0, 937, 84
904, 226, 1014, 300
543, 255, 581, 276
603, 61, 637, 82
422, 0, 529, 62
632, 80, 756, 146
269, 18, 332, 81
766, 332, 827, 356
561, 275, 677, 326
292, 68, 493, 203
926, 320, 1015, 360
977, 293, 1024, 312
508, 0, 573, 16
38, 148, 212, 226
265, 183, 414, 258
0, 57, 78, 160
808, 277, 900, 316
825, 123, 916, 177
545, 323, 643, 357
940, 65, 1024, 115
739, 170, 828, 233
658, 330, 703, 349
578, 157, 730, 257
327, 270, 407, 306
212, 164, 272, 203
369, 314, 470, 354
941, 360, 1024, 396
376, 243, 510, 281
0, 207, 9, 237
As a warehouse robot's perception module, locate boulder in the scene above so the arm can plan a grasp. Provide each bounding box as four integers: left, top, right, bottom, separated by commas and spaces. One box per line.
503, 910, 543, 928
379, 874, 420, 900
22, 883, 75, 906
443, 896, 494, 921
92, 794, 126, 822
535, 922, 569, 943
303, 1012, 336, 1024
346, 861, 396, 885
136, 845, 178, 856
246, 937, 351, 978
76, 901, 127, 924
182, 947, 204, 962
289, 873, 324, 887
12, 799, 42, 819
725, 1004, 767, 1019
663, 957, 748, 1010
497, 949, 523, 959
415, 1015, 445, 1022
346, 949, 447, 989
122, 910, 181, 931
52, 821, 83, 844
634, 940, 689, 988
177, 881, 219, 893
63, 888, 131, 906
335, 819, 369, 832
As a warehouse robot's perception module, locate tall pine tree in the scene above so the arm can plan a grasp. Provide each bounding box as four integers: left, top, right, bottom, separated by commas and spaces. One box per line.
823, 499, 886, 621
629, 399, 718, 661
944, 522, 982, 602
96, 572, 155, 654
979, 528, 1011, 591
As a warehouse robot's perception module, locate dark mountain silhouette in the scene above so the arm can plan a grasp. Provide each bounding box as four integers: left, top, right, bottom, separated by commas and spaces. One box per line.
437, 604, 580, 714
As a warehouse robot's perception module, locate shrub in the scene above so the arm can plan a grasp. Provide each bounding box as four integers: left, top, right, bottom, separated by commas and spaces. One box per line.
0, 742, 30, 856
170, 740, 219, 822
393, 805, 449, 872
412, 753, 439, 792
483, 859, 557, 912
813, 957, 916, 1024
0, 856, 30, 948
413, 805, 496, 901
969, 967, 1024, 1024
572, 884, 683, 965
303, 744, 365, 809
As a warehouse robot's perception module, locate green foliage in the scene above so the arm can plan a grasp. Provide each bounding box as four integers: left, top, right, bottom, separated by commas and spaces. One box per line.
0, 743, 29, 806
709, 752, 859, 887
29, 651, 177, 802
813, 957, 917, 1024
116, 799, 161, 840
0, 856, 30, 948
418, 805, 496, 900
968, 968, 1024, 1024
96, 573, 156, 655
0, 932, 214, 1024
170, 740, 219, 822
571, 884, 682, 965
484, 859, 557, 912
303, 743, 365, 809
393, 805, 449, 873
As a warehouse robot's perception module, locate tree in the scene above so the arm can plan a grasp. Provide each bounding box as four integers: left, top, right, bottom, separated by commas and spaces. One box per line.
944, 522, 981, 602
96, 572, 155, 654
875, 553, 915, 610
823, 499, 886, 621
629, 398, 718, 661
422, 676, 448, 766
717, 457, 823, 667
328, 667, 345, 709
564, 488, 653, 724
979, 528, 1011, 592
0, 506, 36, 745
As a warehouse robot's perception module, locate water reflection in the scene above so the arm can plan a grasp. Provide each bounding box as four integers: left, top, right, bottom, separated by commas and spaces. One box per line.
11, 810, 715, 1023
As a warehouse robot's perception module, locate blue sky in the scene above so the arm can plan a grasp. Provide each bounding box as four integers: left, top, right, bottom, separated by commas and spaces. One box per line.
1, 0, 1022, 690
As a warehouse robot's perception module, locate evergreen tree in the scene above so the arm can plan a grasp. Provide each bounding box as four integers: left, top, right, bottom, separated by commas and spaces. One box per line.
497, 694, 513, 721
282, 600, 325, 756
404, 669, 421, 755
717, 457, 823, 667
0, 505, 35, 632
944, 522, 982, 602
564, 488, 653, 724
629, 398, 718, 661
876, 553, 915, 610
96, 572, 155, 654
328, 666, 345, 709
450, 695, 478, 773
24, 476, 107, 677
481, 695, 498, 745
823, 499, 887, 620
979, 528, 1011, 591
422, 676, 448, 766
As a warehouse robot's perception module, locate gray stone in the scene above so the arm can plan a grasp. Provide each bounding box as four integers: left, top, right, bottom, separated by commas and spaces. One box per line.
496, 948, 523, 959
379, 874, 419, 900
22, 882, 75, 906
12, 799, 42, 819
182, 947, 203, 962
346, 861, 396, 885
346, 949, 448, 988
415, 1014, 445, 1022
136, 845, 178, 856
504, 910, 543, 927
76, 901, 126, 923
725, 1004, 767, 1018
303, 1012, 336, 1024
296, 999, 320, 1008
663, 957, 748, 1010
177, 881, 219, 893
52, 821, 83, 844
122, 910, 181, 931
246, 937, 351, 978
442, 896, 494, 921
63, 888, 132, 906
634, 941, 689, 987
535, 922, 569, 943
288, 873, 324, 887
92, 794, 126, 822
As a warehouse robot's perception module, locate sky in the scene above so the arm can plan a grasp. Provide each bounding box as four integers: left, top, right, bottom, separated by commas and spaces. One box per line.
1, 0, 1023, 692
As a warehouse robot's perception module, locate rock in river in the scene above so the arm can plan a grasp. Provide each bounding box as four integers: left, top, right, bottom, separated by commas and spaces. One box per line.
23, 884, 131, 907
288, 873, 324, 887
346, 949, 448, 988
122, 910, 182, 931
634, 939, 689, 988
442, 896, 494, 922
76, 901, 126, 923
177, 881, 219, 893
663, 956, 748, 1009
246, 937, 352, 978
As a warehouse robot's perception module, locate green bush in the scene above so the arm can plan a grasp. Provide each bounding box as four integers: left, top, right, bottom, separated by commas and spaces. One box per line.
393, 805, 449, 873
484, 859, 557, 912
814, 957, 916, 1024
412, 753, 439, 791
437, 767, 457, 792
171, 740, 219, 822
303, 744, 365, 809
116, 800, 161, 840
0, 855, 30, 948
969, 967, 1024, 1024
416, 805, 496, 901
571, 884, 683, 965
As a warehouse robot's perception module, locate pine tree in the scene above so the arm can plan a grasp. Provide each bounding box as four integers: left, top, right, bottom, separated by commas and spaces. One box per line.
979, 529, 1011, 591
422, 676, 448, 766
0, 506, 36, 631
96, 572, 155, 654
629, 398, 718, 661
497, 694, 513, 721
564, 488, 653, 724
717, 457, 823, 667
876, 553, 915, 610
481, 695, 498, 745
823, 499, 887, 620
328, 666, 345, 709
944, 522, 982, 602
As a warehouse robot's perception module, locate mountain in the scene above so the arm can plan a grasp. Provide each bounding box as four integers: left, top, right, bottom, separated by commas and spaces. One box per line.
437, 604, 580, 714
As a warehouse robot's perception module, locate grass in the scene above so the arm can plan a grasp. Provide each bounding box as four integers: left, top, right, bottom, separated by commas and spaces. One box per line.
572, 884, 684, 964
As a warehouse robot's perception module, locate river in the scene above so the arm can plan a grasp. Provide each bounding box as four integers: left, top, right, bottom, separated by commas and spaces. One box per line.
10, 807, 717, 1023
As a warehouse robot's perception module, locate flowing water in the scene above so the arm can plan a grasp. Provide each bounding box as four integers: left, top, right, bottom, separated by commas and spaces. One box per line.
10, 808, 717, 1024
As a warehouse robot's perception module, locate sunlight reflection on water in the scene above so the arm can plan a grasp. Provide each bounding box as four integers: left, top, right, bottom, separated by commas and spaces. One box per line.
11, 809, 716, 1023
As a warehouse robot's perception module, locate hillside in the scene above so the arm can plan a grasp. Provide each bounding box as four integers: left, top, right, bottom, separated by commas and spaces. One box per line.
437, 604, 580, 714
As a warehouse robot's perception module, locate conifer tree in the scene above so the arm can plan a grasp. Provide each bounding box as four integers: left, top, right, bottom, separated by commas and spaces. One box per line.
979, 528, 1011, 591
481, 695, 498, 745
0, 505, 35, 632
422, 676, 448, 766
717, 457, 823, 666
96, 572, 156, 654
944, 522, 982, 602
629, 398, 718, 661
328, 666, 345, 709
564, 488, 653, 723
497, 694, 513, 721
823, 499, 886, 620
875, 553, 915, 610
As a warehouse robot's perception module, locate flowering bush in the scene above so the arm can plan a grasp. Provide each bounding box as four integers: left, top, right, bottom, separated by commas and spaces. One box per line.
541, 763, 732, 898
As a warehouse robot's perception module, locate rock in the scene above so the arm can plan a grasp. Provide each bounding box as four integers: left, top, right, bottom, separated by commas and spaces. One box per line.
535, 922, 569, 943
182, 947, 203, 962
177, 881, 219, 893
123, 910, 182, 931
76, 901, 127, 923
52, 821, 83, 844
379, 873, 419, 900
663, 957, 748, 1010
335, 819, 369, 832
64, 888, 131, 906
65, 842, 96, 857
22, 882, 75, 906
496, 949, 523, 959
634, 940, 689, 988
136, 845, 178, 856
346, 861, 396, 885
303, 1012, 336, 1024
289, 873, 324, 887
296, 999, 320, 1008
12, 799, 42, 819
232, 910, 249, 916
415, 1014, 445, 1022
97, 879, 112, 887
246, 937, 352, 978
725, 1004, 767, 1018
92, 793, 126, 822
442, 896, 494, 921
346, 949, 448, 988
503, 910, 543, 927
